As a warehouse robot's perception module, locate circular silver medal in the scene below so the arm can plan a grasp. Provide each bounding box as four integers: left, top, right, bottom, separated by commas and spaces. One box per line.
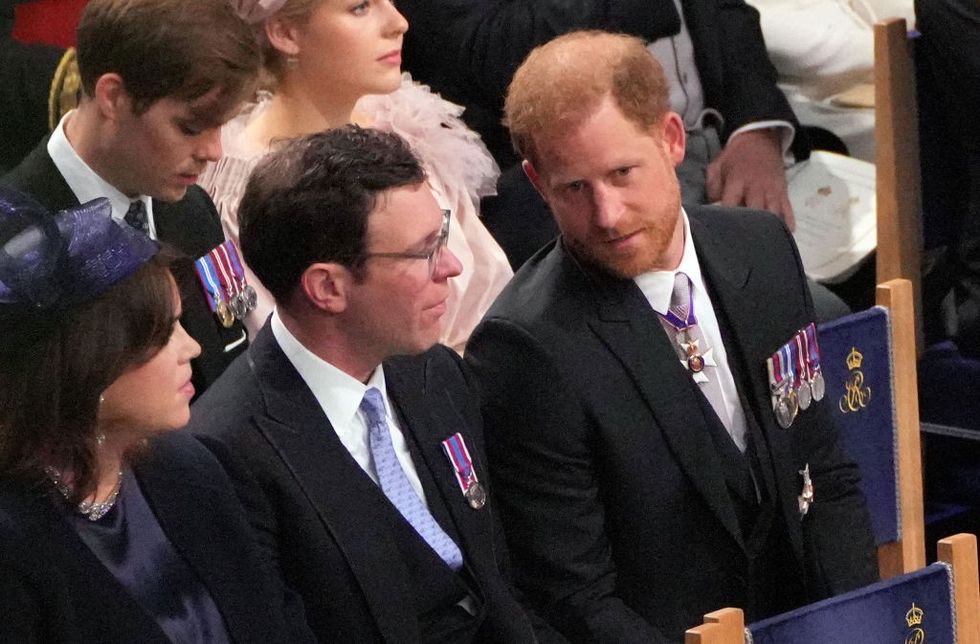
775, 388, 799, 429
798, 381, 812, 411
464, 482, 486, 509
241, 284, 258, 312
230, 292, 249, 320
811, 371, 826, 401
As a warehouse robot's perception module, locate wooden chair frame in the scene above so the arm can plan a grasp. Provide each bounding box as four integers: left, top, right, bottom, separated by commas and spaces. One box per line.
874, 17, 924, 355
684, 534, 980, 644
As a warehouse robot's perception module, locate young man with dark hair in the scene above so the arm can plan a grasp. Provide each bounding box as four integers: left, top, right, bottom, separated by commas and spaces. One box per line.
190, 126, 555, 643
2, 0, 261, 393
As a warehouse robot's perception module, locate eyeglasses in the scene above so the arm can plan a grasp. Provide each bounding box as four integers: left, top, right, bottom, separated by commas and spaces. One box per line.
364, 209, 451, 280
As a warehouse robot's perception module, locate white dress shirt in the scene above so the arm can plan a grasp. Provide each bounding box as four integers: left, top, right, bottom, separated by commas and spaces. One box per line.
271, 311, 429, 503
634, 209, 749, 451
47, 111, 156, 238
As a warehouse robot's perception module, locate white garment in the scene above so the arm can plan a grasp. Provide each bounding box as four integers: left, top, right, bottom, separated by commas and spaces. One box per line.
746, 0, 915, 161
271, 310, 428, 504
633, 209, 749, 451
48, 111, 156, 238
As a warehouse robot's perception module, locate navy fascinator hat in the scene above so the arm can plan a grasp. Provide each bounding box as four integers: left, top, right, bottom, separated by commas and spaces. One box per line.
0, 189, 159, 311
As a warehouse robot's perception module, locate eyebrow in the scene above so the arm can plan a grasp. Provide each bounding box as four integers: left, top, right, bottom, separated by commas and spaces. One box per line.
406, 217, 444, 250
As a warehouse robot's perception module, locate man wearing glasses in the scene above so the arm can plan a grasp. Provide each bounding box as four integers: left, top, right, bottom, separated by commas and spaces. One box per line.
189, 127, 552, 643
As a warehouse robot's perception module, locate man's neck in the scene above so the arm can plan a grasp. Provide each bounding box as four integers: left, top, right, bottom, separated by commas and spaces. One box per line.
277, 307, 379, 385
63, 106, 136, 198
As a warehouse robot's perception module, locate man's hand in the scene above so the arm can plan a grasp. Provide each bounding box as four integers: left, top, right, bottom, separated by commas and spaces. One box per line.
706, 128, 795, 231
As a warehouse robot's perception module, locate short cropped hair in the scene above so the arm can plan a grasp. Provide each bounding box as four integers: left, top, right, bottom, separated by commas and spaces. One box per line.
0, 253, 176, 501
77, 0, 260, 114
238, 126, 427, 304
504, 30, 671, 165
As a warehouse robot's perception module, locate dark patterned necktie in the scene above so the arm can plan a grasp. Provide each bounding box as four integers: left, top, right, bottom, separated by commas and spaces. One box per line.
124, 200, 150, 236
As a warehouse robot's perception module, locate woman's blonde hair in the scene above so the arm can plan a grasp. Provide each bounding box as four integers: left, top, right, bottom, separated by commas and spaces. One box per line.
258, 0, 320, 84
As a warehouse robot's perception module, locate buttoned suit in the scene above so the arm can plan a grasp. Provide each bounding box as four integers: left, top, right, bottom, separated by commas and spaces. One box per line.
0, 431, 312, 643
464, 205, 877, 642
1, 139, 248, 394
188, 325, 542, 643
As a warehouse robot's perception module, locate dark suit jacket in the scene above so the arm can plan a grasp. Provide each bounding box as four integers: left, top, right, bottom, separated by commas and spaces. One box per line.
188, 326, 542, 643
464, 205, 878, 642
1, 140, 248, 394
0, 432, 312, 644
400, 0, 805, 168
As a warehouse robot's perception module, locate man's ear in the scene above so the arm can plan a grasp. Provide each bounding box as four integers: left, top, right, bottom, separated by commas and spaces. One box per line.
264, 13, 302, 57
656, 111, 687, 167
300, 262, 352, 314
522, 159, 547, 197
92, 73, 130, 122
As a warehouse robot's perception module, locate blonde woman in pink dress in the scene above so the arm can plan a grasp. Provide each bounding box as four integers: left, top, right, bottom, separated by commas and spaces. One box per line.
201, 0, 511, 352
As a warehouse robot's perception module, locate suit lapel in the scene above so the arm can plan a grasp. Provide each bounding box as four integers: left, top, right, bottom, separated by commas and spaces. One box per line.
570, 247, 745, 549
384, 356, 495, 570
247, 329, 421, 643
152, 192, 219, 258
0, 487, 170, 642
4, 140, 80, 211
135, 450, 258, 644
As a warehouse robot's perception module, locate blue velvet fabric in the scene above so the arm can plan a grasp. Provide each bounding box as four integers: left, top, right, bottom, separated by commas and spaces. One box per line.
818, 307, 899, 545
63, 470, 231, 644
749, 563, 953, 644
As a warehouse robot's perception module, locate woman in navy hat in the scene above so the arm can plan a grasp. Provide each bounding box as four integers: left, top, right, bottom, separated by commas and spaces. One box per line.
0, 190, 312, 643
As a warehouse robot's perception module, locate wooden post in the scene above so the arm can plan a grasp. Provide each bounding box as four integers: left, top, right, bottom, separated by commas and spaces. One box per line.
876, 279, 926, 578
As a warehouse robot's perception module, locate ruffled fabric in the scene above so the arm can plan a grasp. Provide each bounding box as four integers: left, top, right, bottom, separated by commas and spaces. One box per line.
198, 75, 512, 353
359, 74, 500, 206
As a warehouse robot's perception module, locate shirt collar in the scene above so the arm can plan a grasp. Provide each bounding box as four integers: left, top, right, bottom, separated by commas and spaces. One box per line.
633, 208, 707, 314
47, 111, 153, 227
270, 310, 388, 427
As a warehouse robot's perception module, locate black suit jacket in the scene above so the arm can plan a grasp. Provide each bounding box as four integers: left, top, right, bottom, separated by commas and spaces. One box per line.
188, 326, 542, 643
400, 0, 805, 168
1, 140, 248, 394
0, 432, 312, 643
464, 205, 877, 642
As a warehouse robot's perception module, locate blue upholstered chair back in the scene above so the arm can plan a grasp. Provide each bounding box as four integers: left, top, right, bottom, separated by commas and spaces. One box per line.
747, 562, 954, 644
818, 307, 899, 545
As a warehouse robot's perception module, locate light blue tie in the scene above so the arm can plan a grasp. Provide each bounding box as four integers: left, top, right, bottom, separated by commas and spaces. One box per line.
361, 388, 463, 570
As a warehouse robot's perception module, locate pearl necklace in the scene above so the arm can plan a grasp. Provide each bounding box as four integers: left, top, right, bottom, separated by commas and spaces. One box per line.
45, 466, 124, 521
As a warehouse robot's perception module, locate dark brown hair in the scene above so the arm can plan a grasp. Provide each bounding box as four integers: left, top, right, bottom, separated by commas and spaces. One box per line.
239, 126, 426, 305
0, 253, 176, 500
76, 0, 261, 114
505, 30, 671, 166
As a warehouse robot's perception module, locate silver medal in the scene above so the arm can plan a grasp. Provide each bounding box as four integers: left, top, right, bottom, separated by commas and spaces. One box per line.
230, 292, 249, 320
811, 371, 826, 401
798, 381, 812, 410
774, 388, 799, 429
464, 482, 486, 510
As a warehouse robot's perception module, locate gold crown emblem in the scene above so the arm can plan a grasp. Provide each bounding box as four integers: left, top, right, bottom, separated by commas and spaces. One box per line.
846, 346, 864, 371
906, 602, 924, 627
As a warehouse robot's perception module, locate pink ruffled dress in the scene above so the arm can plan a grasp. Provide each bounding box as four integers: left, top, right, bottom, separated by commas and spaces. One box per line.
198, 75, 513, 353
